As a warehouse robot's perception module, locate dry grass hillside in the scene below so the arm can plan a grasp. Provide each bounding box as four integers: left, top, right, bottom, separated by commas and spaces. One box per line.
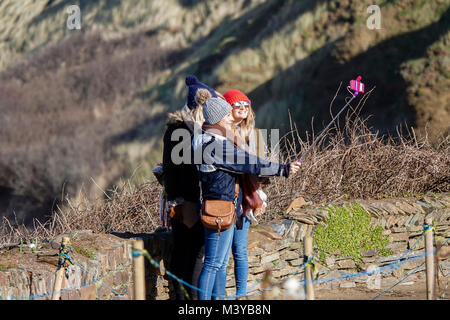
0, 0, 449, 226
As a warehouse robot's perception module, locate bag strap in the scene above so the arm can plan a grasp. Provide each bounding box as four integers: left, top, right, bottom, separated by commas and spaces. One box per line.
234, 176, 240, 206
200, 176, 239, 205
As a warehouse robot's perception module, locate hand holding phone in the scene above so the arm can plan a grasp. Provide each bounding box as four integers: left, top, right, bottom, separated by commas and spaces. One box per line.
289, 161, 301, 176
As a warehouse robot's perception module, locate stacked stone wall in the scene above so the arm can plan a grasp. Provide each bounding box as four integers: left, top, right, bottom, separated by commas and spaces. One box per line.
1, 194, 449, 299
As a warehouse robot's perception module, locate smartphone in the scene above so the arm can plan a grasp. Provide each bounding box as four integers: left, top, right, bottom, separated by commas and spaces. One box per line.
350, 76, 364, 93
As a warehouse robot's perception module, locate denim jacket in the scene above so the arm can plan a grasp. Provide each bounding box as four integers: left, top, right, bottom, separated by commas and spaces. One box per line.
192, 130, 289, 220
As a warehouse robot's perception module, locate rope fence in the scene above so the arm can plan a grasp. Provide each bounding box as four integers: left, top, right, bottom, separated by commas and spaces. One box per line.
0, 260, 132, 300
0, 219, 448, 300
129, 219, 449, 301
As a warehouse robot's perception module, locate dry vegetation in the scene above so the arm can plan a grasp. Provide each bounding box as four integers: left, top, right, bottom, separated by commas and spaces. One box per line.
0, 0, 449, 247
1, 88, 448, 246
0, 30, 182, 224
261, 88, 450, 222
0, 181, 163, 247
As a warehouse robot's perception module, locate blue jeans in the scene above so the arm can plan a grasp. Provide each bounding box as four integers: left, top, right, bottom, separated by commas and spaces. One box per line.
197, 225, 234, 300
213, 216, 250, 298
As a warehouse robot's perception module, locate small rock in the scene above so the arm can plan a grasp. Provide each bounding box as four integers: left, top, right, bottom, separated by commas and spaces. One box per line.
317, 209, 329, 221
286, 197, 307, 213
258, 230, 283, 240
370, 202, 389, 216
386, 216, 396, 229
276, 240, 291, 251
272, 266, 298, 278
289, 242, 302, 250
400, 281, 415, 286
248, 247, 265, 256
361, 250, 378, 257
390, 232, 408, 242
293, 216, 315, 225
339, 282, 356, 288
326, 256, 335, 267
281, 250, 300, 261
438, 198, 450, 207
385, 242, 407, 253
393, 266, 405, 278
295, 224, 307, 241
421, 196, 444, 209
289, 258, 303, 267
259, 241, 278, 251
248, 255, 260, 266
267, 260, 287, 271
337, 259, 356, 269
395, 202, 417, 215
406, 225, 422, 233
269, 223, 286, 237
283, 221, 299, 240
415, 201, 433, 213
260, 252, 280, 265
321, 270, 342, 281
249, 265, 267, 274
381, 277, 398, 287
362, 256, 377, 263
395, 216, 409, 227
247, 240, 260, 249
405, 213, 422, 227
380, 202, 400, 215
408, 237, 425, 250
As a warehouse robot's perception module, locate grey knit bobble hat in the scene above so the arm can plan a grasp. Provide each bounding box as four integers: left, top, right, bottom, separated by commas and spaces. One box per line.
203, 97, 233, 125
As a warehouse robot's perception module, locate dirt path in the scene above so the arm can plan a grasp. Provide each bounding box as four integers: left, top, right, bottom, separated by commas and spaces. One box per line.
246, 273, 450, 300
315, 276, 450, 300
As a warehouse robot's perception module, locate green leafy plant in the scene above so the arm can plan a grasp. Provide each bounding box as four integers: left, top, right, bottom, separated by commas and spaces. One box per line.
73, 246, 96, 260
0, 263, 17, 271
314, 203, 391, 268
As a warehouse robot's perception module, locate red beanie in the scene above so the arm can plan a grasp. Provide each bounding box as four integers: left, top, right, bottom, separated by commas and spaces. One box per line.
223, 89, 251, 107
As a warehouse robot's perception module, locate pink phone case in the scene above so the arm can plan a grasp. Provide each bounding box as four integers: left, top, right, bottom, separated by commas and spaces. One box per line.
350, 76, 364, 93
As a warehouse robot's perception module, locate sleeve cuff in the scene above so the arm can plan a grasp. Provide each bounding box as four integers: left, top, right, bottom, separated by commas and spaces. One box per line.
281, 164, 290, 177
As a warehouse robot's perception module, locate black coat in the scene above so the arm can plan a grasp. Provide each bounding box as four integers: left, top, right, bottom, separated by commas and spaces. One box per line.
162, 118, 200, 203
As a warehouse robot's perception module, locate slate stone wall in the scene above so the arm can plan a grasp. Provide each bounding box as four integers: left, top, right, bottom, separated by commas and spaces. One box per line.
1, 194, 449, 300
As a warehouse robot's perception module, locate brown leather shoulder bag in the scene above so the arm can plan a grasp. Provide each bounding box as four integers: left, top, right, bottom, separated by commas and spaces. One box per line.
201, 180, 239, 236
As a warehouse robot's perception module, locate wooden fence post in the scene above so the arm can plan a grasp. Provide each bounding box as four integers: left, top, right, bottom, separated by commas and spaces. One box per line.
132, 239, 146, 300
424, 217, 434, 300
52, 237, 70, 300
304, 225, 315, 300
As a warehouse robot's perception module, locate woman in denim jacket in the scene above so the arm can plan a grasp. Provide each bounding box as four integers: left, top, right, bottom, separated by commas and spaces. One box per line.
212, 89, 268, 299
192, 97, 301, 300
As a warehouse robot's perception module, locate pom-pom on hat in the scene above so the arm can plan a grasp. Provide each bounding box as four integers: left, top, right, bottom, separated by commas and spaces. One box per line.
186, 75, 217, 109
223, 89, 251, 107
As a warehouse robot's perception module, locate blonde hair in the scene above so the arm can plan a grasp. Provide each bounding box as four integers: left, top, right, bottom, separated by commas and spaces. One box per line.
193, 88, 224, 124
235, 104, 267, 159
237, 105, 255, 142
191, 103, 205, 124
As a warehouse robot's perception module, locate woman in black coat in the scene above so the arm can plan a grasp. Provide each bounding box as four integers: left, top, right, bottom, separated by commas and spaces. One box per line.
162, 75, 219, 299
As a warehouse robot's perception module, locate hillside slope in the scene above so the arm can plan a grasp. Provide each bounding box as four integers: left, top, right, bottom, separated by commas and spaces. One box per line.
0, 0, 448, 224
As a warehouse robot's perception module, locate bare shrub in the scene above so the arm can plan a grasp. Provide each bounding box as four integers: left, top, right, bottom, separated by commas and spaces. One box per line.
0, 179, 162, 246
260, 88, 450, 222
1, 88, 449, 245
53, 180, 162, 234
0, 30, 180, 224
